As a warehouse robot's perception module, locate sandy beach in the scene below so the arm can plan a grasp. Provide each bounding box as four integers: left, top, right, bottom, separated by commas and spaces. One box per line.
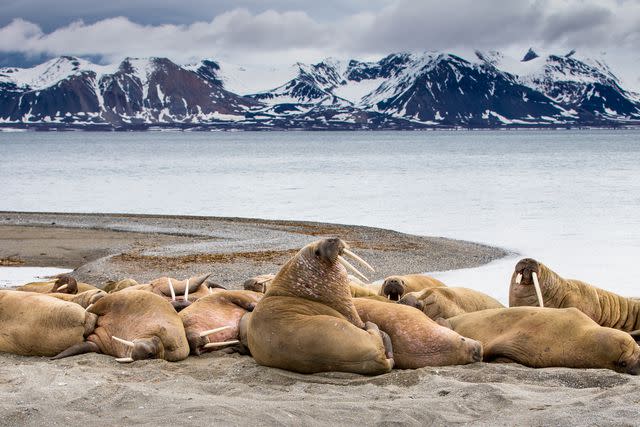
1, 212, 639, 426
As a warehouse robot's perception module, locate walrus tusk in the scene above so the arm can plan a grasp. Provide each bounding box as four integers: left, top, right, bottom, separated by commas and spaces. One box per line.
56, 284, 68, 291
207, 286, 212, 294
343, 249, 375, 273
115, 357, 134, 363
184, 278, 190, 302
112, 336, 135, 348
204, 340, 239, 349
199, 326, 232, 338
337, 256, 368, 282
515, 273, 522, 284
531, 272, 544, 308
85, 304, 94, 312
168, 278, 176, 302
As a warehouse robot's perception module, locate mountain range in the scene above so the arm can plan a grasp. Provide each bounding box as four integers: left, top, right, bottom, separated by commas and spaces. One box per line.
1, 49, 639, 130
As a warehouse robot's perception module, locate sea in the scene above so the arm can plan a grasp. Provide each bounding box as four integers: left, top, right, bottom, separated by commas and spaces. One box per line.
1, 129, 639, 303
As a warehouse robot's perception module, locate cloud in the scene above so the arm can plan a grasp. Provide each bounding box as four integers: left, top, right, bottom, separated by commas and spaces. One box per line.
0, 0, 638, 76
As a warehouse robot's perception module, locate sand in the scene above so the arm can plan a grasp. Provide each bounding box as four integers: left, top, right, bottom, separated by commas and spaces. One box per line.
1, 212, 638, 426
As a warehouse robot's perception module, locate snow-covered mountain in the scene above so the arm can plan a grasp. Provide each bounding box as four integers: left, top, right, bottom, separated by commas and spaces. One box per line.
1, 50, 639, 130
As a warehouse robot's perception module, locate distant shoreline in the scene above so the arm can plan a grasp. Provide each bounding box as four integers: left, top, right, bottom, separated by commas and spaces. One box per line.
2, 124, 640, 132
0, 211, 506, 287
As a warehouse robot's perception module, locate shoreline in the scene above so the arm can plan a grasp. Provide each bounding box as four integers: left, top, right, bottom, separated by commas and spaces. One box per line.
0, 211, 507, 287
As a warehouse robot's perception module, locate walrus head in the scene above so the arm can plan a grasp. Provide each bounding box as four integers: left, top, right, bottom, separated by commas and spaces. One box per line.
512, 258, 545, 308
381, 276, 408, 301
51, 275, 78, 294
267, 238, 374, 327
243, 274, 275, 293
111, 335, 165, 363
599, 330, 640, 375
398, 290, 426, 310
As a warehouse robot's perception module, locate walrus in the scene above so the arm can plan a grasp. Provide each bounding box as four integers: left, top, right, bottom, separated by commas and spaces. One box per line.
179, 290, 263, 355
47, 289, 107, 309
243, 274, 275, 293
17, 275, 98, 294
399, 287, 505, 319
438, 307, 640, 374
352, 298, 482, 368
510, 258, 640, 332
103, 278, 140, 293
246, 238, 394, 375
53, 290, 191, 362
0, 290, 96, 356
379, 274, 446, 301
124, 274, 217, 311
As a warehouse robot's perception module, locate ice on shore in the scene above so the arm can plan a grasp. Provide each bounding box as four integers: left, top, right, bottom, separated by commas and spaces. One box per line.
0, 267, 72, 289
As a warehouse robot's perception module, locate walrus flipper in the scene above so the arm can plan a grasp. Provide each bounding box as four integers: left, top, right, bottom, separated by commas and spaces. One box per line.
51, 341, 100, 360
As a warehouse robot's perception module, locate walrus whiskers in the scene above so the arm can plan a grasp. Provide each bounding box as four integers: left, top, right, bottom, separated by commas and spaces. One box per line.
115, 357, 134, 363
515, 273, 522, 284
204, 340, 239, 349
168, 278, 176, 302
338, 256, 368, 282
531, 272, 545, 308
343, 249, 375, 272
199, 326, 232, 338
112, 336, 135, 348
56, 284, 68, 292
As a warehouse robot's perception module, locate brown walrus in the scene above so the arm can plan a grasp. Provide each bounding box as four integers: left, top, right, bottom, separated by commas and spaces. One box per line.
53, 290, 190, 362
510, 258, 640, 333
125, 274, 218, 311
0, 290, 96, 356
179, 290, 263, 355
103, 278, 140, 293
17, 275, 98, 294
379, 274, 446, 301
47, 289, 107, 309
399, 287, 505, 319
352, 298, 482, 368
246, 238, 394, 375
438, 307, 640, 374
243, 274, 275, 293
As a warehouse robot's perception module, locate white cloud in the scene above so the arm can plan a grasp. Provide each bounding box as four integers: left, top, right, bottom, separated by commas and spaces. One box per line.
0, 0, 638, 88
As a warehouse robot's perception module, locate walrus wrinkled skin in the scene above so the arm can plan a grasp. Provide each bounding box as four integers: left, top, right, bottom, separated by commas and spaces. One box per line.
179, 290, 263, 355
54, 290, 189, 362
510, 258, 640, 332
379, 274, 446, 301
0, 290, 96, 356
17, 276, 98, 294
440, 307, 640, 374
353, 298, 482, 368
399, 287, 504, 319
247, 238, 394, 375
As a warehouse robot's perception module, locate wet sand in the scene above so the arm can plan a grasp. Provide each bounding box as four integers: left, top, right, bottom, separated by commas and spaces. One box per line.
1, 212, 638, 426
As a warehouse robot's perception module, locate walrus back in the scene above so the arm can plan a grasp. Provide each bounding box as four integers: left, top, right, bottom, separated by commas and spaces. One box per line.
0, 290, 87, 356
248, 296, 392, 375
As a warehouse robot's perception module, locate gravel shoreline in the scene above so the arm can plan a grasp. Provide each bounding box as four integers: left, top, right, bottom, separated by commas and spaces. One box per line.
0, 211, 507, 287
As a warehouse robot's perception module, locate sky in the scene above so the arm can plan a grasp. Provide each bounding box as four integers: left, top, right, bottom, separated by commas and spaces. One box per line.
0, 0, 639, 88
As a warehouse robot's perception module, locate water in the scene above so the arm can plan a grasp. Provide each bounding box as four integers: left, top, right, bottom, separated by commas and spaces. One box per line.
0, 267, 72, 288
1, 130, 639, 302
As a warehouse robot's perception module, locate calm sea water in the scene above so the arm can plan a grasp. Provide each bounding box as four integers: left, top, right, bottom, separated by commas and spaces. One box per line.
1, 129, 639, 302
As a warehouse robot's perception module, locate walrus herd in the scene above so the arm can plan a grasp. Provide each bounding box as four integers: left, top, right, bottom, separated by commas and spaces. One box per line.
2, 238, 640, 376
